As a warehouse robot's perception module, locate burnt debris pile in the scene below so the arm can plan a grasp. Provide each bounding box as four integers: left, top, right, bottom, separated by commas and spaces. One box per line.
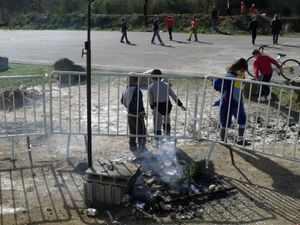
125, 142, 235, 221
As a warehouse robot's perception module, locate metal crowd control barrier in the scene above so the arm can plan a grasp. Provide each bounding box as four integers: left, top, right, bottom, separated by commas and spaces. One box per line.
0, 75, 47, 159
201, 75, 300, 163
48, 71, 300, 163
2, 71, 299, 164
0, 75, 47, 137
49, 71, 202, 140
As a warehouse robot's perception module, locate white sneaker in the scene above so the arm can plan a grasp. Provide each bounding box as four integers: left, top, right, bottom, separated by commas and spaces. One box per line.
257, 96, 267, 102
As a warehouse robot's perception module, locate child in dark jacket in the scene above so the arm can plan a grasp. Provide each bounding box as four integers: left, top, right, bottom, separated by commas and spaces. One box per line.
120, 18, 130, 44
121, 76, 146, 151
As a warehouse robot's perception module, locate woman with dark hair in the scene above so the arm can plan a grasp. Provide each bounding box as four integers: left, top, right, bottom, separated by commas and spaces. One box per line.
271, 14, 282, 45
213, 58, 250, 146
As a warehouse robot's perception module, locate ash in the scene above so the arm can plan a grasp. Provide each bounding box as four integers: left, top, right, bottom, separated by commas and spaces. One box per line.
125, 141, 235, 221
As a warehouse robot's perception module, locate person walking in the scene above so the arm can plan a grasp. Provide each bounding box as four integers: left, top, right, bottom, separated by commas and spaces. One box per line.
164, 16, 176, 41
249, 4, 256, 14
211, 6, 218, 29
240, 1, 246, 14
213, 58, 250, 146
151, 15, 164, 45
187, 16, 198, 41
121, 76, 147, 151
226, 0, 232, 16
120, 18, 130, 44
148, 69, 186, 145
271, 14, 282, 45
252, 49, 281, 101
249, 17, 259, 45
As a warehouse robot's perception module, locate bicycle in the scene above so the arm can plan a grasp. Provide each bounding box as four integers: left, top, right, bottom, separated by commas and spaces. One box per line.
246, 45, 300, 81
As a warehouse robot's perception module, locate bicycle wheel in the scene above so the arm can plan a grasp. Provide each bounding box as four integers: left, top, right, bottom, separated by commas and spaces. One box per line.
280, 59, 300, 81
246, 56, 255, 77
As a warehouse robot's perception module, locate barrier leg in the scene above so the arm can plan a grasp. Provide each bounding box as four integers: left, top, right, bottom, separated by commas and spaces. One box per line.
66, 133, 71, 160
228, 147, 235, 166
84, 134, 88, 154
10, 137, 14, 161
206, 142, 215, 168
27, 136, 34, 167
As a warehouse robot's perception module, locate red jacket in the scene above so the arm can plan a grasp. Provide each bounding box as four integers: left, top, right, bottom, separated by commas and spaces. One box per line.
249, 6, 257, 14
253, 54, 281, 79
191, 19, 197, 30
164, 17, 176, 28
241, 4, 246, 14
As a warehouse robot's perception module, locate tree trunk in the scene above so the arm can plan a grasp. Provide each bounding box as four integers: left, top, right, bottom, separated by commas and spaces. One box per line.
143, 0, 148, 28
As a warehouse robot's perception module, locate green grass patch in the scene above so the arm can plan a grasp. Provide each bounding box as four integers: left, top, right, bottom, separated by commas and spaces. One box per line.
0, 63, 53, 88
0, 63, 53, 76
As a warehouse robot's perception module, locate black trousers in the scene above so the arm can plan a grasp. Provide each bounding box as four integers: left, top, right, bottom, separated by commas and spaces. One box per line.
168, 28, 173, 40
259, 74, 272, 97
273, 33, 279, 44
121, 31, 129, 43
128, 116, 146, 148
251, 31, 257, 45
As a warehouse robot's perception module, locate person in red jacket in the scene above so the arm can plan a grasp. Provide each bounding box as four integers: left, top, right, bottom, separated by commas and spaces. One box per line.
249, 4, 259, 15
252, 49, 281, 101
187, 16, 198, 41
164, 16, 176, 41
241, 1, 246, 14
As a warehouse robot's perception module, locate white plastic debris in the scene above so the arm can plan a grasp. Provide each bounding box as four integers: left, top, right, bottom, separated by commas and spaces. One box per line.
84, 208, 97, 217
208, 184, 216, 192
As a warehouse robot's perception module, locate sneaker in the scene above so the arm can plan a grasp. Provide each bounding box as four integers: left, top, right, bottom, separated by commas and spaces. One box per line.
153, 139, 160, 148
138, 145, 148, 151
151, 42, 156, 44
160, 42, 165, 46
187, 39, 191, 41
257, 96, 267, 102
120, 40, 124, 43
235, 139, 251, 146
129, 146, 138, 151
126, 41, 131, 44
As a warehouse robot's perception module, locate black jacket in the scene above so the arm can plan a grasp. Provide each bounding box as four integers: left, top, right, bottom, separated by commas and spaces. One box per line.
121, 85, 145, 117
271, 19, 281, 34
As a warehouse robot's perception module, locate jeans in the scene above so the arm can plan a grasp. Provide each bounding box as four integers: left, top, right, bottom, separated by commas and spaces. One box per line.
151, 30, 163, 44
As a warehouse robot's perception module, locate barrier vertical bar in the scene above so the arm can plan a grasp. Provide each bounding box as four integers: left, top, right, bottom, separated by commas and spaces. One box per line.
192, 79, 200, 140
42, 81, 47, 135
49, 73, 54, 134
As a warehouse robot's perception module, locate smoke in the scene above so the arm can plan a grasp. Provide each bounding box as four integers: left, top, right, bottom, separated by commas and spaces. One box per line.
138, 141, 183, 187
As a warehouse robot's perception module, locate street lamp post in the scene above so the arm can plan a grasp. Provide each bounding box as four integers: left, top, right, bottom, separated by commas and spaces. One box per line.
82, 0, 95, 168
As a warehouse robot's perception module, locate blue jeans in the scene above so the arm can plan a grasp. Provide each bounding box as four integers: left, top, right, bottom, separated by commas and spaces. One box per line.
151, 30, 163, 44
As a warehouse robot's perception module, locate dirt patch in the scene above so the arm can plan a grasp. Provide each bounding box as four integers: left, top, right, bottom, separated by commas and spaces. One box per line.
0, 136, 300, 225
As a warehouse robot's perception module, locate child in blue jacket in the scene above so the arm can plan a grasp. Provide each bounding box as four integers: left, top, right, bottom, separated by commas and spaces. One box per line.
214, 58, 250, 146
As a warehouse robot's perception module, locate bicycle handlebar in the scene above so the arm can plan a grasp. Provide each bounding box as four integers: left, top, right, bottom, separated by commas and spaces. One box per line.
258, 45, 268, 52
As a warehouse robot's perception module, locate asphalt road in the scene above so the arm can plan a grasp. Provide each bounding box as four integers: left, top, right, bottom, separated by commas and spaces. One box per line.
0, 30, 299, 76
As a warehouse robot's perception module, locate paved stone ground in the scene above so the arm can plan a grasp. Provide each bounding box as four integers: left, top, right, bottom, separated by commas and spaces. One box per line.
0, 30, 299, 75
